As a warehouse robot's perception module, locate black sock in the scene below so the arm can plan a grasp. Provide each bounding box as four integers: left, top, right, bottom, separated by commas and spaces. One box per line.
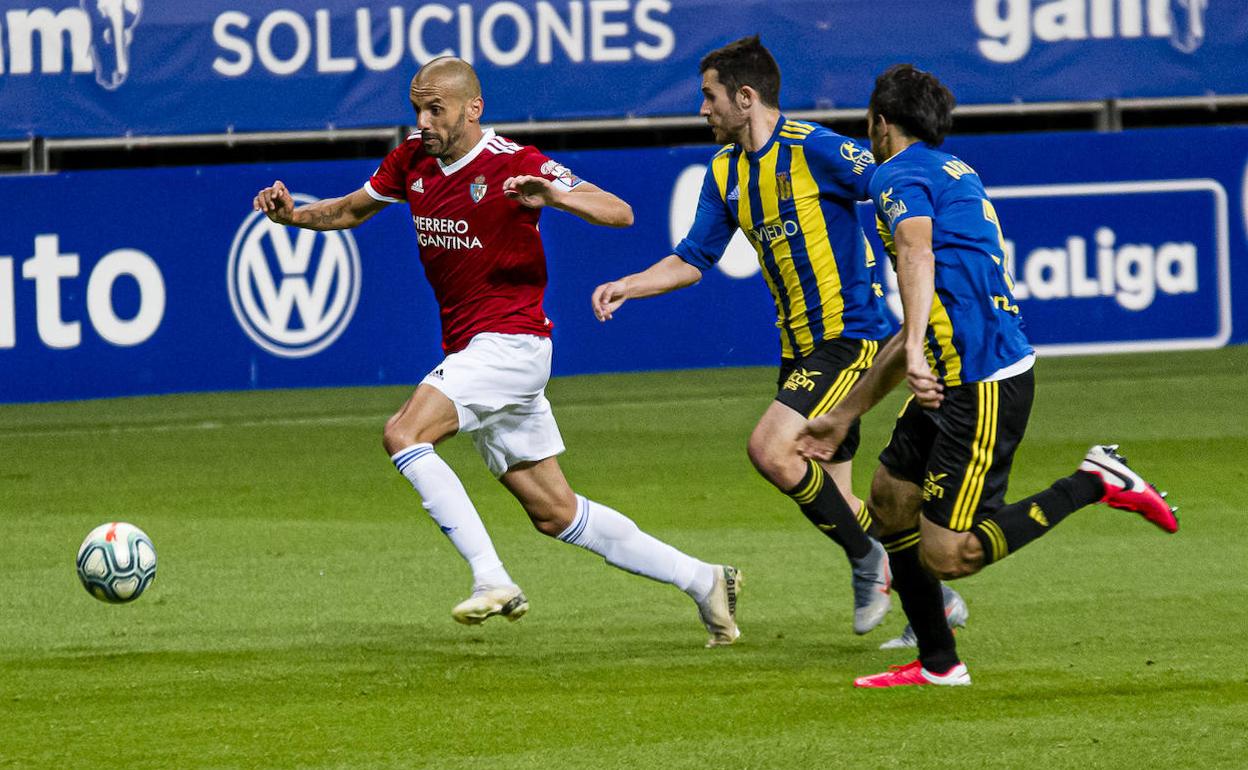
882, 528, 958, 673
786, 460, 872, 560
972, 471, 1103, 565
856, 502, 876, 537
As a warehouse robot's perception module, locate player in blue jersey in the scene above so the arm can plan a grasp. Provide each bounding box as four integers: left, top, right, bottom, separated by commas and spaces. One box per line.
798, 64, 1179, 687
592, 37, 965, 637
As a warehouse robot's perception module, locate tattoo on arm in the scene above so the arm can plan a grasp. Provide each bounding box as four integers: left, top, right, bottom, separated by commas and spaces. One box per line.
311, 200, 347, 229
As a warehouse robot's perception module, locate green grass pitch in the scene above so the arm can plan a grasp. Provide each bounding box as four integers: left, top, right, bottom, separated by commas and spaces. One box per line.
2, 348, 1246, 769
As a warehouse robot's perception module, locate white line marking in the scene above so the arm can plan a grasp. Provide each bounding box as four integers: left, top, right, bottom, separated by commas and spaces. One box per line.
0, 395, 764, 439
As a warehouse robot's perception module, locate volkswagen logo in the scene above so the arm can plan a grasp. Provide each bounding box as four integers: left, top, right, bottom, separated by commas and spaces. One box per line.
227, 194, 361, 358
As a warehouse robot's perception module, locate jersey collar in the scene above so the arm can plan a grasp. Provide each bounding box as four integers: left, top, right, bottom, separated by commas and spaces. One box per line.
879, 140, 924, 167
437, 128, 496, 176
744, 114, 783, 161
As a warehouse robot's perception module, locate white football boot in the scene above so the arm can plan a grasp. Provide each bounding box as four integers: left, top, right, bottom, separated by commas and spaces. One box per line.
451, 584, 529, 625
698, 565, 742, 648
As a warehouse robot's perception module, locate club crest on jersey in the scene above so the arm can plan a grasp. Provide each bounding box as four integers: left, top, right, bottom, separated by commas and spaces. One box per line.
776, 171, 793, 201
470, 175, 487, 203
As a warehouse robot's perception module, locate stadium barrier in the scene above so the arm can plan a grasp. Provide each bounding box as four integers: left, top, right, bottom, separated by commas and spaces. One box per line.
0, 125, 1244, 403
1, 0, 1244, 139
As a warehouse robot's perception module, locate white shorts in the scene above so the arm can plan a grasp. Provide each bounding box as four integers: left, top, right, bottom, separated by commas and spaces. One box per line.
421, 333, 565, 477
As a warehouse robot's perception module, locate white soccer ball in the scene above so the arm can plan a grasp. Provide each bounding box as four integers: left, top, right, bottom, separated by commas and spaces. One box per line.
76, 522, 157, 603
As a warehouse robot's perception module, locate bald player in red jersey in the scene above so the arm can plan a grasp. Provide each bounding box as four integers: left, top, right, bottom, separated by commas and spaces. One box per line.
253, 57, 740, 647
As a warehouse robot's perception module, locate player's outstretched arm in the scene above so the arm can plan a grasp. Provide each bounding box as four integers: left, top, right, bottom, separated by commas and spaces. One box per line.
253, 181, 389, 231
591, 255, 702, 321
503, 176, 633, 227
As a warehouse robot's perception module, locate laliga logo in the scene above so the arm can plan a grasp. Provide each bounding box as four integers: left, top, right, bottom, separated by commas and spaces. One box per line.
227, 195, 361, 358
84, 0, 142, 90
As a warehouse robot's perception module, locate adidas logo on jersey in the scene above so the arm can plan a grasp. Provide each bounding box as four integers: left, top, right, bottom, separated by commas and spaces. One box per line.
727, 185, 740, 201
411, 179, 424, 193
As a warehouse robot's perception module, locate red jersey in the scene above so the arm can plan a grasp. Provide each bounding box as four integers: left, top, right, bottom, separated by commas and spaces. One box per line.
365, 128, 582, 353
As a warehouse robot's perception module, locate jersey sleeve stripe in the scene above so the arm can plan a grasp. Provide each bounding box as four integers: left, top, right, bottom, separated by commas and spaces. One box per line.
364, 180, 402, 203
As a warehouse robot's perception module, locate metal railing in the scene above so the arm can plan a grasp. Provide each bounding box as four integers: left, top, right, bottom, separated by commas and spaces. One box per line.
4, 94, 1246, 174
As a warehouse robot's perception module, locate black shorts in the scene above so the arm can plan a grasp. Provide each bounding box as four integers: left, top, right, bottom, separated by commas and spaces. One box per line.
776, 337, 882, 463
878, 368, 1035, 531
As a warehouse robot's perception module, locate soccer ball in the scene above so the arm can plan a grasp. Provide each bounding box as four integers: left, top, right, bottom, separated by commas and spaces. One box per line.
76, 522, 157, 603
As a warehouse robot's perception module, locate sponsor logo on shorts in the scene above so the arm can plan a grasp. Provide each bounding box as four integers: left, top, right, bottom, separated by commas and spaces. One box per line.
923, 471, 948, 501
783, 367, 822, 392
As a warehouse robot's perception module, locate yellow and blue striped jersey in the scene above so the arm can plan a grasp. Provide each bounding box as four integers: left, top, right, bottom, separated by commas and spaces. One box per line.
871, 143, 1033, 386
674, 117, 891, 359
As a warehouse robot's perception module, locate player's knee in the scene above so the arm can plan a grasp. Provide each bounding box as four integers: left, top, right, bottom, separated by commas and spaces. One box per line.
867, 488, 920, 537
745, 431, 771, 473
867, 495, 907, 536
531, 515, 565, 538
382, 411, 450, 454
525, 492, 577, 538
381, 413, 408, 455
919, 540, 976, 580
746, 433, 802, 489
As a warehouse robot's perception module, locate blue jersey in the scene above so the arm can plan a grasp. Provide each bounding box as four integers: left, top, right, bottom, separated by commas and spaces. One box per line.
871, 143, 1032, 386
675, 117, 891, 359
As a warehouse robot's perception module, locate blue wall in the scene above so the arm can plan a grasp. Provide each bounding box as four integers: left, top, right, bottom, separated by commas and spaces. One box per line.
1, 125, 1245, 403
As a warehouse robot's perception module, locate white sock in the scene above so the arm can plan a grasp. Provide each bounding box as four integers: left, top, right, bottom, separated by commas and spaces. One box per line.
557, 495, 716, 602
391, 443, 512, 590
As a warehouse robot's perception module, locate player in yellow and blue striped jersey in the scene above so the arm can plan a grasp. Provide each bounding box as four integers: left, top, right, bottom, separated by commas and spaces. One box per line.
593, 37, 964, 637
799, 65, 1179, 688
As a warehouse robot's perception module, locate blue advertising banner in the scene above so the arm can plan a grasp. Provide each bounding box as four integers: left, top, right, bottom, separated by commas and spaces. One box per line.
0, 124, 1245, 403
0, 1, 1245, 139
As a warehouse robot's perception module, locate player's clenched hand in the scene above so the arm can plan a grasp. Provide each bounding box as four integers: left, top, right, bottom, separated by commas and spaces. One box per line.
797, 411, 850, 462
591, 281, 629, 321
906, 345, 944, 409
254, 180, 296, 225
503, 175, 559, 209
